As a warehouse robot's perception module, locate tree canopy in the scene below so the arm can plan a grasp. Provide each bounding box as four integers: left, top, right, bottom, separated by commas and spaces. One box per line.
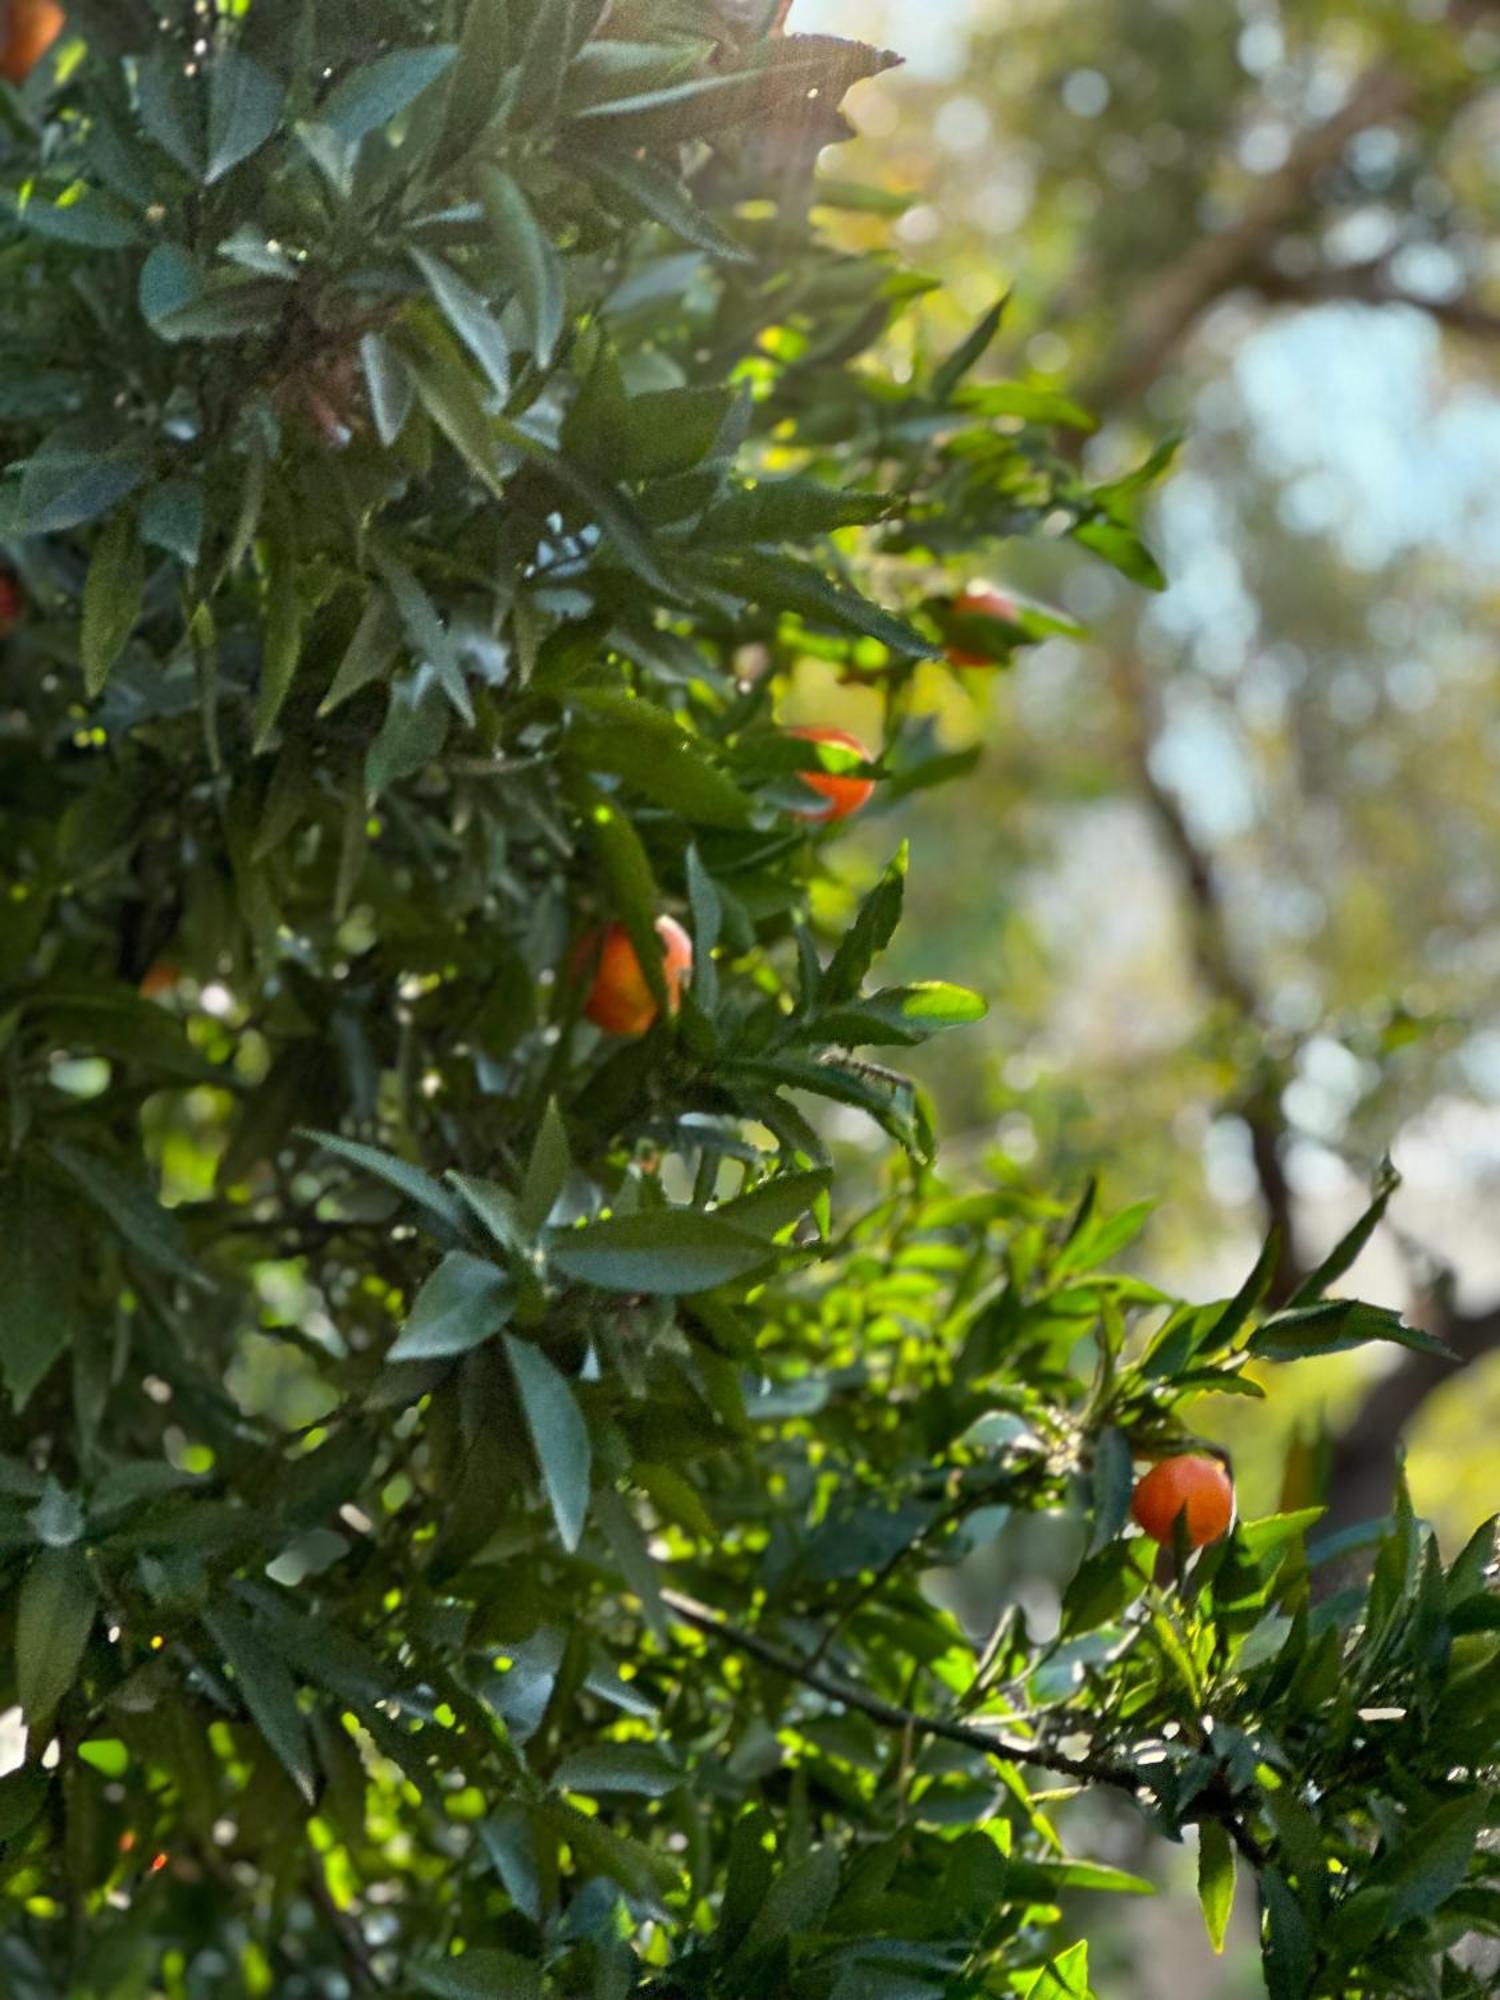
0, 3, 1496, 1996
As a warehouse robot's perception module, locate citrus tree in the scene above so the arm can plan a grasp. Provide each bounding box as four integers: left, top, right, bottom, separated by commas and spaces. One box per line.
0, 4, 1496, 1997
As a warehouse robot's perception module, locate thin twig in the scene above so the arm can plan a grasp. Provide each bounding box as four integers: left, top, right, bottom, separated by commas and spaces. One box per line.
659, 1586, 1140, 1792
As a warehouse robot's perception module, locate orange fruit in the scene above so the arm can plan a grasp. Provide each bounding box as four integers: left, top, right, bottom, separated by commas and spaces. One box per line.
1131, 1454, 1234, 1549
787, 726, 875, 824
0, 572, 24, 635
138, 962, 180, 1001
946, 582, 1018, 667
0, 0, 65, 84
576, 916, 692, 1037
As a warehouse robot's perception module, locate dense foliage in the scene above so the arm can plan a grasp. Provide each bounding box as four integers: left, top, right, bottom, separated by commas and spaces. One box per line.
0, 4, 1496, 1996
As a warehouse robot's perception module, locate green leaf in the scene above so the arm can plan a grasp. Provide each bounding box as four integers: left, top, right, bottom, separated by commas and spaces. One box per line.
201, 1606, 315, 1805
567, 692, 750, 827
399, 324, 506, 499
411, 1955, 542, 2000
389, 1252, 513, 1362
138, 48, 203, 175
1089, 1427, 1134, 1553
1383, 1791, 1490, 1926
1073, 519, 1166, 590
1017, 1942, 1092, 1999
15, 430, 150, 535
504, 1335, 592, 1552
317, 46, 458, 144
252, 495, 302, 750
29, 1480, 84, 1547
81, 509, 145, 696
823, 844, 907, 1002
521, 1100, 573, 1234
139, 478, 204, 566
358, 332, 414, 448
1285, 1158, 1398, 1307
365, 671, 450, 797
16, 1546, 96, 1730
580, 144, 751, 262
549, 1210, 776, 1295
301, 1131, 467, 1233
715, 1168, 830, 1239
695, 476, 887, 547
1248, 1299, 1450, 1362
705, 552, 933, 656
318, 587, 401, 715
1197, 1821, 1235, 1953
478, 166, 564, 367
11, 189, 140, 248
48, 1141, 211, 1292
410, 247, 511, 404
371, 542, 473, 724
571, 38, 899, 147
931, 293, 1009, 402
734, 1843, 840, 1960
1262, 1868, 1315, 2000
0, 1172, 85, 1411
552, 1743, 683, 1797
205, 53, 285, 184
806, 981, 987, 1046
434, 0, 512, 170
1192, 1227, 1282, 1358
0, 1767, 50, 1843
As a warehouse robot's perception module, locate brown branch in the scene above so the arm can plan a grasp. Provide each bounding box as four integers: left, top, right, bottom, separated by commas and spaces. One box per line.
660, 1586, 1142, 1792
662, 1588, 1277, 1870
1108, 654, 1302, 1301
1084, 0, 1495, 413
1246, 265, 1500, 343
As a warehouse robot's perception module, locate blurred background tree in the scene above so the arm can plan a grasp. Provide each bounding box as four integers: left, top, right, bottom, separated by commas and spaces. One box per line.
790, 0, 1500, 1549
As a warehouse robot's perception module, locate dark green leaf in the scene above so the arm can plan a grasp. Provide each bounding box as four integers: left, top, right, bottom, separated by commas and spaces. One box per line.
412, 1955, 542, 2000
549, 1209, 775, 1294
302, 1131, 466, 1232
1285, 1158, 1399, 1308
49, 1141, 211, 1291
504, 1335, 591, 1552
410, 247, 512, 404
1248, 1300, 1450, 1362
317, 47, 458, 144
205, 53, 285, 183
81, 509, 145, 697
389, 1252, 513, 1361
823, 844, 907, 1002
0, 1173, 85, 1411
201, 1606, 315, 1805
478, 166, 564, 367
16, 1547, 96, 1729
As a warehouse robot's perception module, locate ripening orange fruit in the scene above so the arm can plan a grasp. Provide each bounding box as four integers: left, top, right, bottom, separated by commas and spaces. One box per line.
946, 582, 1019, 667
0, 571, 24, 635
0, 0, 65, 84
1131, 1454, 1234, 1549
138, 962, 180, 1001
787, 726, 875, 824
576, 916, 692, 1037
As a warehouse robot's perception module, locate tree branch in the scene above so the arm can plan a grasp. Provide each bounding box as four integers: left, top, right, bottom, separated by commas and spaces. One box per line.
1084, 0, 1494, 412
661, 1588, 1276, 1871
1246, 263, 1500, 343
1108, 654, 1302, 1301
660, 1586, 1141, 1791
